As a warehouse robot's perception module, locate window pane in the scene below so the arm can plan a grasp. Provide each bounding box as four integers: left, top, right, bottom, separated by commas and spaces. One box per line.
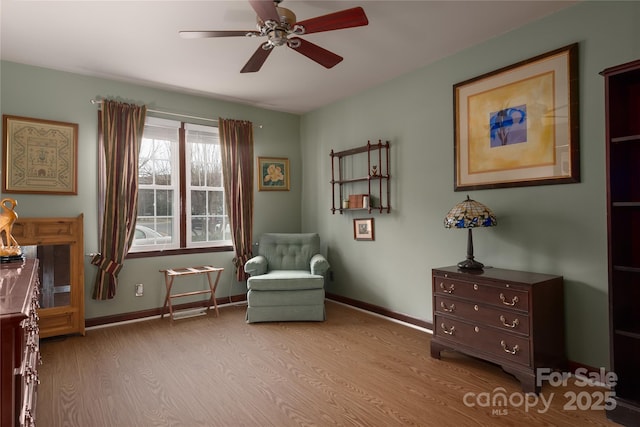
207, 145, 223, 187
191, 159, 206, 187
156, 189, 173, 216
134, 219, 173, 246
191, 190, 206, 215
138, 189, 155, 216
139, 158, 153, 185
154, 160, 172, 185
209, 217, 226, 241
191, 217, 206, 242
208, 190, 224, 215
155, 140, 172, 160
155, 218, 173, 238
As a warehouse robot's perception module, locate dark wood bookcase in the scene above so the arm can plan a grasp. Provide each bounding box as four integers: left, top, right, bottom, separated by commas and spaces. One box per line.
602, 58, 640, 425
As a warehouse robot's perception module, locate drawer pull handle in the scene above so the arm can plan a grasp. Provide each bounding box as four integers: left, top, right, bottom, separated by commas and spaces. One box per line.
440, 302, 455, 313
441, 323, 455, 335
499, 293, 519, 306
439, 282, 454, 294
500, 340, 520, 355
499, 315, 520, 328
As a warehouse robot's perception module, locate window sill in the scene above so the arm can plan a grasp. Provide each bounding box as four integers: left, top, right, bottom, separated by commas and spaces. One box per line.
126, 245, 233, 259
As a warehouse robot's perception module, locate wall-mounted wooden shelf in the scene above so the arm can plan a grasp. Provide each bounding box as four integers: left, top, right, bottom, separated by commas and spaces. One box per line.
330, 140, 390, 214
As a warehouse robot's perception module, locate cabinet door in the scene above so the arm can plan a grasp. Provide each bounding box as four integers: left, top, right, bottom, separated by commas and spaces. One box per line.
12, 216, 85, 338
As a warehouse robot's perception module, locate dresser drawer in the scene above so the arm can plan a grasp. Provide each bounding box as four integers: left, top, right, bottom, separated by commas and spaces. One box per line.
435, 295, 530, 336
434, 314, 531, 366
434, 276, 529, 312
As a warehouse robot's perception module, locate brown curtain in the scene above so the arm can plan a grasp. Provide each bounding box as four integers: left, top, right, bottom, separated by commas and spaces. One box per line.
92, 100, 146, 300
219, 118, 254, 281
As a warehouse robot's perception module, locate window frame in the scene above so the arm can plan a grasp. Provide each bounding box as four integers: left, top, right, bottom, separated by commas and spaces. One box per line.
127, 117, 233, 259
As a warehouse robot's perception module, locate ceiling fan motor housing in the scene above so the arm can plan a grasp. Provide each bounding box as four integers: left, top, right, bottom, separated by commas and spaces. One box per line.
257, 6, 298, 47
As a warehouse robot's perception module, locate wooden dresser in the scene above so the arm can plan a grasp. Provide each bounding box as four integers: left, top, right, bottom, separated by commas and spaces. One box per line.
430, 266, 566, 393
1, 259, 40, 427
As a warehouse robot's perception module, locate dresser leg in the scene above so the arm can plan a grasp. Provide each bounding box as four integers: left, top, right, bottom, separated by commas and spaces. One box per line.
502, 366, 540, 394
430, 340, 445, 359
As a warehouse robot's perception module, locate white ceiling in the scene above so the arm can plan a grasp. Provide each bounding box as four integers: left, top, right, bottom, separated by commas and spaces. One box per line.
1, 1, 577, 115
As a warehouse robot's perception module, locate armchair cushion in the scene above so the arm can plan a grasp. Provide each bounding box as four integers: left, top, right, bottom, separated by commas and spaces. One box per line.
247, 270, 324, 291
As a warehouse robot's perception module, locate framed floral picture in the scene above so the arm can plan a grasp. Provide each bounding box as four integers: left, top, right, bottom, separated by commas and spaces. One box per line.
2, 115, 78, 195
257, 157, 290, 191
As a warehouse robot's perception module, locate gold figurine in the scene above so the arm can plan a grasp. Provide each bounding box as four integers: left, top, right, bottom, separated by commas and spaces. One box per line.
0, 198, 22, 258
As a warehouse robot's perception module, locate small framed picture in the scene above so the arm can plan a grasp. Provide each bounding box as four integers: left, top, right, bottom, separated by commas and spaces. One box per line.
354, 218, 374, 241
257, 156, 290, 191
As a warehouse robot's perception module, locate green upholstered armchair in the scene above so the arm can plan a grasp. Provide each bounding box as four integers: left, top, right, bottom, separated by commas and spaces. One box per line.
244, 233, 330, 323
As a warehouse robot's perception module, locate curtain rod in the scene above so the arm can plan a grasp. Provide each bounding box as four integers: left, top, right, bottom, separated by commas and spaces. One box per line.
90, 99, 218, 124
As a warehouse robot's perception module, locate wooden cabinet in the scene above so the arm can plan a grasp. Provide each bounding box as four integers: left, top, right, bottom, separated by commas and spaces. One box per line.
1, 259, 40, 427
12, 215, 85, 338
330, 140, 390, 214
430, 266, 566, 393
602, 58, 640, 425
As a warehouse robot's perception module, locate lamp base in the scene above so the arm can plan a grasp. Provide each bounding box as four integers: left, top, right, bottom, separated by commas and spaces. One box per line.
457, 258, 484, 270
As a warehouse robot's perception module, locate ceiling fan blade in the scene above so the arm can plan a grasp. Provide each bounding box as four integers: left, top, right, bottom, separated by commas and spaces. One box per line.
288, 37, 343, 69
179, 30, 260, 39
295, 7, 368, 35
249, 0, 280, 23
241, 44, 273, 73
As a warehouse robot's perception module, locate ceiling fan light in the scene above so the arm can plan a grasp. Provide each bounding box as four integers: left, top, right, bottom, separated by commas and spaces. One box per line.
276, 7, 296, 27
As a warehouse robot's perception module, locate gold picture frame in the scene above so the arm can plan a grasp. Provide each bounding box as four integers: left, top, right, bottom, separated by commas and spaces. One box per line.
353, 218, 374, 241
257, 156, 290, 191
3, 115, 78, 195
454, 43, 580, 191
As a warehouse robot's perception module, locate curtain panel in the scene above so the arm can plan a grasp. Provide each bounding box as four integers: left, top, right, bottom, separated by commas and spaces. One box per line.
219, 118, 254, 281
92, 100, 146, 300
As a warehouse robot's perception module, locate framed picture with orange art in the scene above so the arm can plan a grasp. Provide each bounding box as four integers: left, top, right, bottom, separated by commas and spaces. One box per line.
257, 156, 290, 191
454, 43, 580, 191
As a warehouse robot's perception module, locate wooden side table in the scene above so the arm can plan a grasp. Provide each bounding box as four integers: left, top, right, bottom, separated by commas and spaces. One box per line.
160, 265, 224, 321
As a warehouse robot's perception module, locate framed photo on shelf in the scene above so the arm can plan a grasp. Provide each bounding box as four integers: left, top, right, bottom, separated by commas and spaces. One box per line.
454, 43, 580, 191
353, 218, 374, 241
257, 156, 290, 191
2, 115, 78, 195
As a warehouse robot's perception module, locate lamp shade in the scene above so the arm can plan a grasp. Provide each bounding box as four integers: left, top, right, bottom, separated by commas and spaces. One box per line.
444, 195, 496, 270
444, 195, 497, 229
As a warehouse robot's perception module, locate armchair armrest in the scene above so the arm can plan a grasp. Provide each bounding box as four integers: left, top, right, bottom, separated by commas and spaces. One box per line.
310, 254, 330, 276
244, 255, 268, 276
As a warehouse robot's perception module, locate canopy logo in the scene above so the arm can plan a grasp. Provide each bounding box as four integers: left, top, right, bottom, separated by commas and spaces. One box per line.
462, 368, 617, 416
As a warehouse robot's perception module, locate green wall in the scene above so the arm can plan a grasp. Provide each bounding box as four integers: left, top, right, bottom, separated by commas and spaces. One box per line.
0, 62, 302, 319
300, 1, 640, 369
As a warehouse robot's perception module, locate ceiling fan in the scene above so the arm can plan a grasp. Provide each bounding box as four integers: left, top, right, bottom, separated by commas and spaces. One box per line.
179, 0, 368, 73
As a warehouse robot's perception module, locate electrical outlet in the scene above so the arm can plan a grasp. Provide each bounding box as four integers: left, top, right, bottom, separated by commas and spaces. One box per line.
135, 283, 144, 297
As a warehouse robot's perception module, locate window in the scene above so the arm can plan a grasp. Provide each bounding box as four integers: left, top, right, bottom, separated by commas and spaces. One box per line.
130, 117, 232, 254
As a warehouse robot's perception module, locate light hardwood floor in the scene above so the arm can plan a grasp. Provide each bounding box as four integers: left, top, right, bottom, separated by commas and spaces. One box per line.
37, 301, 618, 426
